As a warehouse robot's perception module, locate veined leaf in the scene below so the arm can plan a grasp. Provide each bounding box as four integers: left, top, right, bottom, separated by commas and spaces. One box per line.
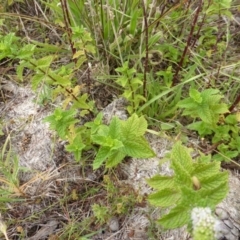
65, 135, 85, 162
189, 88, 202, 103
49, 72, 71, 86
108, 117, 122, 139
170, 142, 193, 180
199, 181, 229, 206
148, 188, 181, 207
36, 55, 54, 69
93, 146, 111, 170
147, 175, 175, 191
17, 44, 35, 59
73, 93, 92, 110
44, 108, 78, 139
122, 136, 155, 158
158, 206, 190, 229
192, 162, 221, 179
31, 73, 45, 91
187, 121, 213, 136
200, 171, 229, 190
121, 114, 148, 139
106, 150, 126, 168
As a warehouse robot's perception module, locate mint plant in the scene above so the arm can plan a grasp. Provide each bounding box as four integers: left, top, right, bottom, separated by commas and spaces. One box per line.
44, 108, 78, 139
147, 142, 228, 230
88, 113, 155, 169
44, 110, 155, 168
115, 62, 146, 114
177, 88, 240, 161
178, 88, 229, 126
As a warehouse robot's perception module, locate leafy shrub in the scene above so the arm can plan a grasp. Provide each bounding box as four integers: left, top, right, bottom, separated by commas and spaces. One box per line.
147, 142, 228, 230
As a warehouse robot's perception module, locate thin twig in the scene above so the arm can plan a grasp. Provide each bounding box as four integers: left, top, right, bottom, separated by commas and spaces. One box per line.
142, 0, 148, 98
172, 0, 203, 86
60, 0, 76, 61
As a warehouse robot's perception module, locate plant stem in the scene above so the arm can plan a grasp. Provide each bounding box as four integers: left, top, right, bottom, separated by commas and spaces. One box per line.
142, 0, 148, 99
172, 0, 203, 86
60, 0, 76, 62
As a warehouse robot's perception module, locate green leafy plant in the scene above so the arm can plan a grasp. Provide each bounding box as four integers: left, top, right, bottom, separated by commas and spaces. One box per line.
115, 62, 146, 114
147, 142, 228, 230
44, 108, 78, 139
44, 110, 155, 168
0, 135, 26, 203
92, 174, 139, 224
178, 88, 229, 125
178, 88, 240, 161
87, 113, 155, 169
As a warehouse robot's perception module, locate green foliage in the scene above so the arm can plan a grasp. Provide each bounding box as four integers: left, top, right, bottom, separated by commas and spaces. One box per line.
43, 110, 155, 169
0, 135, 26, 203
44, 108, 78, 139
147, 142, 228, 230
1, 0, 235, 238
178, 88, 229, 126
65, 134, 86, 162
89, 114, 155, 169
115, 62, 146, 114
92, 204, 109, 224
92, 174, 139, 225
178, 88, 240, 161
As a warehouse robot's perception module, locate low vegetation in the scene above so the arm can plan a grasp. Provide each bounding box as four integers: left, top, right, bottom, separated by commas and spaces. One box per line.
0, 0, 239, 239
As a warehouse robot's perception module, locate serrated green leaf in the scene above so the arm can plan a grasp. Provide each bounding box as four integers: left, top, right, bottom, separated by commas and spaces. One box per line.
170, 142, 193, 182
190, 88, 202, 103
192, 162, 221, 179
158, 206, 190, 229
199, 180, 228, 206
212, 125, 231, 143
108, 117, 121, 139
106, 150, 126, 168
147, 175, 175, 191
91, 135, 108, 146
73, 93, 91, 109
212, 103, 229, 114
121, 114, 148, 139
131, 77, 143, 86
229, 136, 240, 152
31, 73, 45, 90
201, 88, 219, 98
178, 98, 198, 112
44, 108, 78, 139
49, 72, 71, 86
200, 172, 229, 190
148, 188, 181, 207
17, 44, 35, 59
178, 88, 228, 124
93, 146, 111, 170
122, 137, 155, 158
197, 104, 216, 124
85, 113, 103, 134
17, 60, 32, 81
187, 121, 213, 136
65, 135, 85, 162
180, 186, 201, 207
36, 55, 54, 69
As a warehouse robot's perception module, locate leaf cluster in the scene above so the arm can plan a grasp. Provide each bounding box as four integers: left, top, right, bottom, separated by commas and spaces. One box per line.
116, 62, 146, 114
88, 113, 155, 169
147, 142, 228, 229
178, 88, 240, 161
